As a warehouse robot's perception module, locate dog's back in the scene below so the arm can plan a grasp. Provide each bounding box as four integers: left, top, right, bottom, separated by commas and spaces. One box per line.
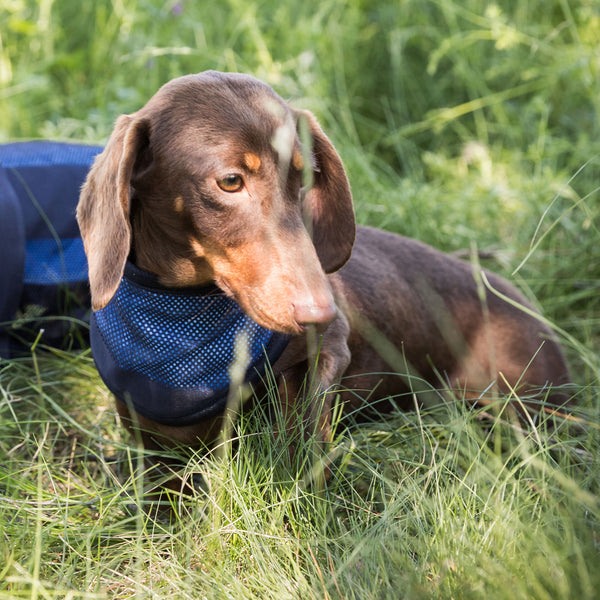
334, 226, 571, 409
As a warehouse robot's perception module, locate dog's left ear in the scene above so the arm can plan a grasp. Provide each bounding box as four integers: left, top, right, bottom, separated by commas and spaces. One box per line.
296, 110, 356, 274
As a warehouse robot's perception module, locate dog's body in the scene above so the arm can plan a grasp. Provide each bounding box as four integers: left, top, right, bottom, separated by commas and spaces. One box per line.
77, 71, 571, 458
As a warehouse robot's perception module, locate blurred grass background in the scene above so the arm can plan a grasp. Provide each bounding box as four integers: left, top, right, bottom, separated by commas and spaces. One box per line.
0, 1, 599, 598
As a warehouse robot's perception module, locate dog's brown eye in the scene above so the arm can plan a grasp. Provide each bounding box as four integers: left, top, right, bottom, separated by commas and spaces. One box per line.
217, 174, 244, 193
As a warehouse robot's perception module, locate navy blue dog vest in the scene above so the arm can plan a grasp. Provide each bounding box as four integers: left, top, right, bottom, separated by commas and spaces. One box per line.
90, 262, 290, 425
1, 141, 290, 425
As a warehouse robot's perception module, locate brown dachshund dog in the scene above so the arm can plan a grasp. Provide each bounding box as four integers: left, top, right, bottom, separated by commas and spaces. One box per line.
77, 70, 571, 472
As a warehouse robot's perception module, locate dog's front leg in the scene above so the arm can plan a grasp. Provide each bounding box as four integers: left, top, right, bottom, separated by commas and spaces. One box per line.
304, 309, 351, 440
274, 310, 351, 462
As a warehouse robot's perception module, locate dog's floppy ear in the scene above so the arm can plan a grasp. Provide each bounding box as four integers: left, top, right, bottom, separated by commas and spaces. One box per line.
297, 110, 356, 274
77, 114, 149, 310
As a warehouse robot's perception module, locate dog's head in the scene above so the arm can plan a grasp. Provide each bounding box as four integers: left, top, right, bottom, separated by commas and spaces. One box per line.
77, 71, 355, 334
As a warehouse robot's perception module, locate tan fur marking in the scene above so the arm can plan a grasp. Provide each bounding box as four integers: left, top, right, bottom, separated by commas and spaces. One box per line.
292, 149, 304, 171
190, 238, 205, 257
244, 152, 261, 172
173, 196, 184, 213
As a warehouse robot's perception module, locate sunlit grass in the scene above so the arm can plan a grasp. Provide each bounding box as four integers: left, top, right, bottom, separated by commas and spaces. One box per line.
1, 350, 598, 599
0, 0, 599, 598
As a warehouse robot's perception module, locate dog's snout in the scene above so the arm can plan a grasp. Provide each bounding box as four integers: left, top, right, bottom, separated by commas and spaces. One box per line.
292, 297, 337, 332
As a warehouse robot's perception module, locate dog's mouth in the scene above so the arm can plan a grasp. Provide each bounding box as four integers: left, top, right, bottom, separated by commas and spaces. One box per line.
218, 285, 336, 337
248, 302, 303, 335
214, 276, 304, 336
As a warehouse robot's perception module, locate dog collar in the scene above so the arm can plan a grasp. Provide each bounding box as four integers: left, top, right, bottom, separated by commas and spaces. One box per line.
90, 261, 290, 426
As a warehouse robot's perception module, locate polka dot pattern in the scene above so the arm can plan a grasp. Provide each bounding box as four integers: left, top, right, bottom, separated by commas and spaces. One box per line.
93, 273, 285, 395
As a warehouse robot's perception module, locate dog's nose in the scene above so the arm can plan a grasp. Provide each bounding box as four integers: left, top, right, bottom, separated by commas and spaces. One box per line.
292, 298, 337, 332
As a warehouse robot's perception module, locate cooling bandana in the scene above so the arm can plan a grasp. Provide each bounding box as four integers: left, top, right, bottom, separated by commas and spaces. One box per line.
90, 262, 290, 426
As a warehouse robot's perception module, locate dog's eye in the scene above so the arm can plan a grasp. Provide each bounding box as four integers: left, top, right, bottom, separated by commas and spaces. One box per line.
217, 174, 244, 193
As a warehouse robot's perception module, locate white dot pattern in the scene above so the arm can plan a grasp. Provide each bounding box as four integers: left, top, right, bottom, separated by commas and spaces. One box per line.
94, 276, 279, 393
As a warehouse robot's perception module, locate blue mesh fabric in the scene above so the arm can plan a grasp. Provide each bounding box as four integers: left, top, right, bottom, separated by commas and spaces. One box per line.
91, 262, 290, 424
0, 141, 101, 168
95, 279, 272, 389
24, 238, 88, 284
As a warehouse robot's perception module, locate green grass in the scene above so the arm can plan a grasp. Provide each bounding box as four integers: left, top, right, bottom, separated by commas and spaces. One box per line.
1, 0, 599, 598
1, 351, 598, 599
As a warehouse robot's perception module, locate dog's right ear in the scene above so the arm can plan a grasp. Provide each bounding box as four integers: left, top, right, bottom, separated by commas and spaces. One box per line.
77, 115, 149, 310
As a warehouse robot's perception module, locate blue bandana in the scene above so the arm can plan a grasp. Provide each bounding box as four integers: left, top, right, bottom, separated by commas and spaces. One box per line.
90, 262, 290, 426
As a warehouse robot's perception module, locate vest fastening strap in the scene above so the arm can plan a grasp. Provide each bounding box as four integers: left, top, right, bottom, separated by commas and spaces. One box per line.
90, 262, 290, 426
